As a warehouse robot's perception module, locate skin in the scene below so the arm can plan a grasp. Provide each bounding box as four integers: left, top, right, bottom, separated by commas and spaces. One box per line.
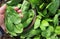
0, 4, 22, 32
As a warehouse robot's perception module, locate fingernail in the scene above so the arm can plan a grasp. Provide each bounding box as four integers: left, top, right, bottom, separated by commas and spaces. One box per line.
17, 10, 22, 13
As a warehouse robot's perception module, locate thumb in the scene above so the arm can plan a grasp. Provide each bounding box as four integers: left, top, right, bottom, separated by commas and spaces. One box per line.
1, 4, 7, 10
0, 4, 7, 14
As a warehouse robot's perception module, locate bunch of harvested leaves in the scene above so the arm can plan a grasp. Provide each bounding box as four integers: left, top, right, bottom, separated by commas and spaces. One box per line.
1, 0, 60, 39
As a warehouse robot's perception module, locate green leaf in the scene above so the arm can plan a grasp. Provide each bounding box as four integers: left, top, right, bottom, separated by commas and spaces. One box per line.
39, 3, 45, 10
28, 10, 34, 18
15, 24, 23, 33
29, 0, 41, 5
26, 37, 31, 39
55, 26, 60, 35
41, 30, 51, 38
21, 29, 41, 37
48, 0, 59, 14
7, 0, 21, 6
47, 34, 58, 39
14, 18, 21, 24
27, 29, 40, 37
43, 9, 47, 16
21, 0, 30, 22
46, 3, 52, 9
5, 6, 21, 36
58, 9, 60, 13
53, 14, 59, 26
33, 35, 40, 39
23, 18, 32, 28
17, 4, 22, 8
40, 20, 49, 31
45, 18, 53, 22
6, 18, 14, 32
38, 12, 44, 17
40, 20, 49, 26
9, 31, 17, 36
34, 18, 40, 29
47, 26, 54, 32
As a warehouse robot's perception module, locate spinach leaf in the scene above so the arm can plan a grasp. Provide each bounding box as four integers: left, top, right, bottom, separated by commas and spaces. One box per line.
40, 20, 49, 30
48, 0, 59, 14
7, 0, 21, 6
53, 14, 59, 26
34, 16, 41, 29
55, 26, 60, 35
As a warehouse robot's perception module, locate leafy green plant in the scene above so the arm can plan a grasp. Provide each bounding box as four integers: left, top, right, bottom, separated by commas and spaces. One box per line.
3, 0, 60, 39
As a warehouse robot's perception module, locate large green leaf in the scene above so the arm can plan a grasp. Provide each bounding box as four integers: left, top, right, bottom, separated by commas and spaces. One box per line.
48, 0, 59, 14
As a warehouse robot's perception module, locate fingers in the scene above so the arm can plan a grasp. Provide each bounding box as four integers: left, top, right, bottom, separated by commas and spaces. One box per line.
17, 10, 22, 13
14, 7, 19, 11
14, 7, 22, 13
14, 7, 23, 18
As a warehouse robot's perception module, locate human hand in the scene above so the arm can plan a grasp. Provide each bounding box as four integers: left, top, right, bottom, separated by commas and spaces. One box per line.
0, 4, 7, 32
0, 4, 23, 32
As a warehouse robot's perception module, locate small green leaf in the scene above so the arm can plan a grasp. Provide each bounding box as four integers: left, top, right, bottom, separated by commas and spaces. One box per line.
21, 29, 41, 38
43, 9, 47, 16
45, 18, 53, 22
33, 35, 40, 39
26, 37, 31, 39
14, 18, 21, 24
40, 20, 49, 26
9, 31, 17, 36
41, 30, 51, 38
53, 14, 59, 26
15, 24, 23, 33
40, 20, 49, 31
38, 12, 44, 17
17, 4, 22, 8
23, 18, 32, 28
39, 3, 45, 10
29, 0, 40, 5
46, 3, 52, 9
34, 18, 40, 29
47, 26, 54, 32
55, 26, 60, 35
28, 29, 41, 37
